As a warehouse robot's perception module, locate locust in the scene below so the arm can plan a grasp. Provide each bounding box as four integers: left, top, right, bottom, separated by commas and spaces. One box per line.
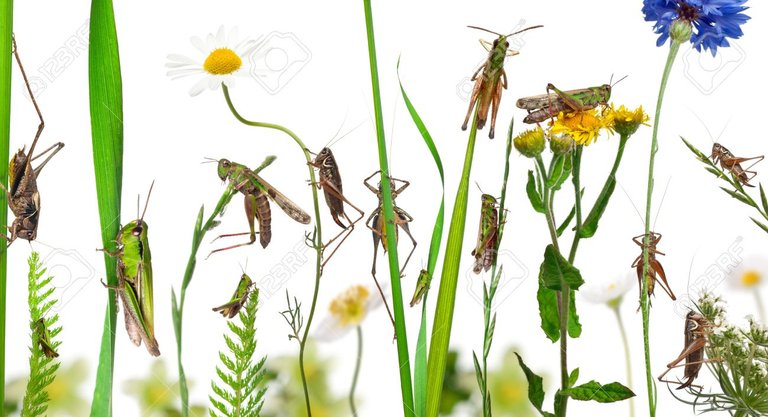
516, 76, 625, 124
709, 143, 763, 187
212, 272, 254, 319
308, 147, 364, 267
461, 25, 543, 139
2, 34, 65, 245
471, 193, 500, 274
409, 268, 431, 308
658, 311, 714, 390
99, 182, 160, 357
631, 232, 676, 311
208, 158, 311, 257
364, 170, 417, 326
34, 318, 59, 359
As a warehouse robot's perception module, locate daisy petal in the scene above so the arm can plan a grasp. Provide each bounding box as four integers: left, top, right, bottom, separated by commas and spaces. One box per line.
189, 77, 209, 97
166, 54, 197, 65
190, 36, 207, 54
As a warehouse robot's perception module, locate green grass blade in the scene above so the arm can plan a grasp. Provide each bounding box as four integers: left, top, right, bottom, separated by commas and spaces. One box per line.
397, 59, 445, 417
362, 2, 414, 414
0, 1, 12, 410
426, 112, 479, 417
88, 0, 123, 414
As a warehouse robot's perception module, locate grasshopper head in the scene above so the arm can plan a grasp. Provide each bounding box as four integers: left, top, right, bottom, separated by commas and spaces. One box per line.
313, 147, 333, 166
217, 159, 233, 181
122, 219, 148, 241
481, 194, 497, 205
710, 143, 724, 160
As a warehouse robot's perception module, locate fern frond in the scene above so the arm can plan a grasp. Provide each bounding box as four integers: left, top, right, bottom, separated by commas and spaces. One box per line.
209, 289, 268, 417
21, 252, 61, 417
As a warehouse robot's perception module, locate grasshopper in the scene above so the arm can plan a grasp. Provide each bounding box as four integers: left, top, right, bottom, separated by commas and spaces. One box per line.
516, 76, 625, 124
471, 193, 500, 274
709, 143, 763, 187
308, 147, 364, 267
34, 318, 59, 359
99, 182, 160, 356
658, 311, 715, 390
461, 25, 543, 139
212, 272, 254, 319
364, 170, 417, 326
409, 268, 431, 308
631, 232, 676, 311
2, 35, 65, 245
208, 158, 311, 257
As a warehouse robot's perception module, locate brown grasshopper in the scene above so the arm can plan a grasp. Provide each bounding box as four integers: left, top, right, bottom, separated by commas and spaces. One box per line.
658, 311, 715, 390
364, 170, 417, 327
308, 147, 364, 268
2, 35, 64, 245
631, 232, 676, 311
471, 193, 500, 274
709, 143, 763, 187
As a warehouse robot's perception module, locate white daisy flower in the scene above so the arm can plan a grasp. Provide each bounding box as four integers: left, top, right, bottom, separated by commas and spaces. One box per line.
729, 255, 768, 290
314, 284, 385, 342
581, 272, 634, 308
166, 26, 257, 96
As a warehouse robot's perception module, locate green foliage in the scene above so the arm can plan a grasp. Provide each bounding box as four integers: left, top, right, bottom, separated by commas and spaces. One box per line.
0, 2, 12, 408
21, 252, 62, 417
209, 290, 267, 417
561, 381, 635, 403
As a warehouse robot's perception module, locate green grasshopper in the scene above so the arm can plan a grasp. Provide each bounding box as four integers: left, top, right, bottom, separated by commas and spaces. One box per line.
2, 35, 65, 245
99, 182, 160, 357
34, 318, 59, 359
409, 268, 431, 307
471, 193, 500, 274
461, 25, 542, 139
212, 272, 254, 319
516, 76, 626, 124
208, 158, 311, 257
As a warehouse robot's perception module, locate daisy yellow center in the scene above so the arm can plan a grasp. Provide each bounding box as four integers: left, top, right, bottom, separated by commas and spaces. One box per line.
741, 270, 761, 288
203, 48, 242, 75
329, 285, 370, 327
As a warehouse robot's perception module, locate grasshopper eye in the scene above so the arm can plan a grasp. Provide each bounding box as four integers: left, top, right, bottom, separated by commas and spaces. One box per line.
132, 225, 143, 236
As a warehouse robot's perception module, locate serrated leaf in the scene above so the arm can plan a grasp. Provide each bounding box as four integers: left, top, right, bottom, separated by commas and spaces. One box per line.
515, 353, 556, 417
537, 278, 560, 342
539, 245, 584, 291
527, 170, 546, 213
562, 380, 635, 403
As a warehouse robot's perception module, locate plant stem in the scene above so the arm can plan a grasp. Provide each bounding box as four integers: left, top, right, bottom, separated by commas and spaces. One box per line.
641, 38, 682, 417
222, 85, 324, 417
362, 2, 415, 415
0, 2, 12, 410
612, 304, 635, 417
350, 326, 363, 417
568, 147, 584, 264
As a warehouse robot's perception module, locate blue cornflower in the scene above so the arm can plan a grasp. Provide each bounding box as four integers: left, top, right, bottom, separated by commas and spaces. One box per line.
642, 0, 750, 56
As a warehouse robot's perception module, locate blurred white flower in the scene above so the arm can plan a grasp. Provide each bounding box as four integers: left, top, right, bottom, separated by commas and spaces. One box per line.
314, 284, 384, 342
729, 255, 768, 290
166, 26, 257, 96
581, 272, 634, 308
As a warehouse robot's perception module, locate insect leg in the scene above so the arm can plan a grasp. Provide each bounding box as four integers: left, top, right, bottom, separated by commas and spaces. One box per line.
31, 142, 65, 176
11, 34, 44, 159
461, 64, 486, 131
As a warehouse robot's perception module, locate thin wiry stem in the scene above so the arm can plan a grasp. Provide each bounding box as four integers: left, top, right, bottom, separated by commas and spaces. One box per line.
350, 326, 363, 417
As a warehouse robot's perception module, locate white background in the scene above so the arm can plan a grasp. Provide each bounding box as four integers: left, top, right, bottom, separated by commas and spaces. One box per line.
5, 0, 768, 416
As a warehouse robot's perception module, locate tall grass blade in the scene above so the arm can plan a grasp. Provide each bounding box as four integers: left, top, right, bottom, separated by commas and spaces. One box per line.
0, 2, 12, 410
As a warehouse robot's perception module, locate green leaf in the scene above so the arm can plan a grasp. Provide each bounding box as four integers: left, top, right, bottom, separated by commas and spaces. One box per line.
539, 245, 584, 291
760, 184, 768, 214
719, 186, 754, 207
750, 218, 768, 235
536, 278, 560, 342
88, 0, 123, 414
546, 154, 565, 189
568, 368, 580, 388
551, 154, 573, 191
397, 58, 445, 417
680, 137, 709, 162
562, 380, 635, 403
557, 205, 576, 237
568, 290, 582, 338
579, 176, 616, 238
0, 6, 11, 410
515, 353, 555, 417
527, 170, 546, 213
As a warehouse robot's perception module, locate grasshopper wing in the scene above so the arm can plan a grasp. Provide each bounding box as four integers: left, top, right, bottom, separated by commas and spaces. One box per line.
248, 173, 311, 224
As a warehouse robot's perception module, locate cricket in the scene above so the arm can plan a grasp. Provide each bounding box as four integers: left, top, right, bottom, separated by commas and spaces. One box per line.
99, 182, 160, 357
516, 76, 626, 124
631, 232, 676, 311
212, 272, 254, 319
471, 193, 500, 274
364, 170, 417, 326
208, 158, 311, 257
34, 318, 59, 359
709, 143, 763, 187
2, 35, 65, 245
461, 24, 543, 139
658, 311, 714, 390
308, 147, 364, 267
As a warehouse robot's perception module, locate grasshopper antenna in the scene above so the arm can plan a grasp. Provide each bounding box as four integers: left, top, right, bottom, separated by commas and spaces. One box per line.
507, 25, 543, 36
474, 181, 485, 194
140, 180, 156, 222
652, 177, 672, 231
690, 110, 731, 145
467, 26, 503, 37
611, 74, 628, 87
202, 157, 218, 164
